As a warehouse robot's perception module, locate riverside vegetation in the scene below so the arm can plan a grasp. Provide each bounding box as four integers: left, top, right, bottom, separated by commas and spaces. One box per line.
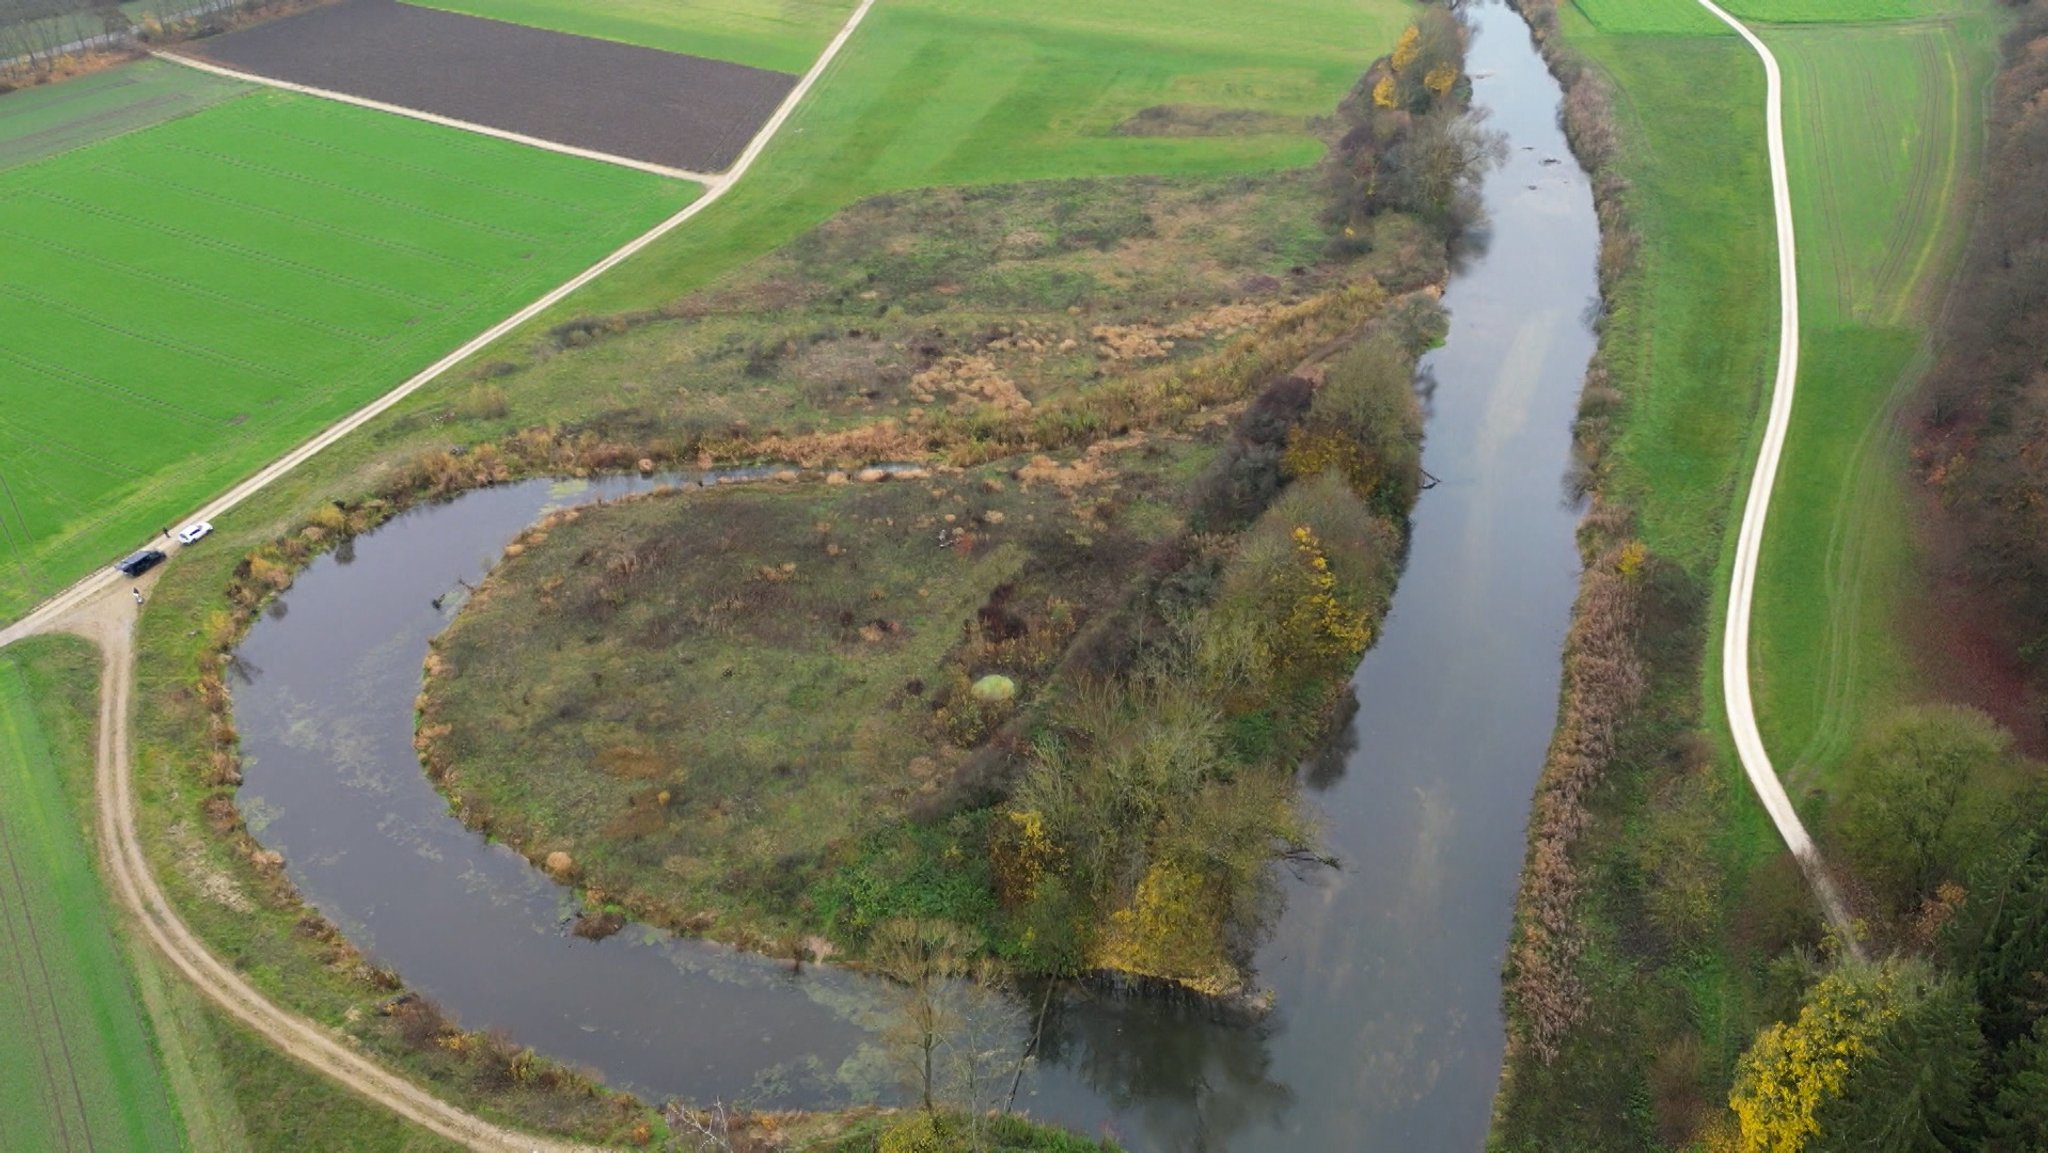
115, 4, 1499, 1147
416, 4, 1487, 998
1494, 0, 2048, 1150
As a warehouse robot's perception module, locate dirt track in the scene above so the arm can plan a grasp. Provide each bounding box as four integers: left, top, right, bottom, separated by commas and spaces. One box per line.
56, 589, 599, 1152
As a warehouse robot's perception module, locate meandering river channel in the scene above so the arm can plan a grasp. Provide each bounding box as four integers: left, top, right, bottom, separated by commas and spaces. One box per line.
228, 2, 1597, 1145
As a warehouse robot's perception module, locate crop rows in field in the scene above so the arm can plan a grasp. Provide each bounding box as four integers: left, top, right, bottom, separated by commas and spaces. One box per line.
0, 644, 181, 1151
1778, 15, 1982, 326
0, 86, 692, 615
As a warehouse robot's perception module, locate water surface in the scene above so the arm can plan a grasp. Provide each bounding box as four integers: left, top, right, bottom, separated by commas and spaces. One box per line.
230, 3, 1597, 1143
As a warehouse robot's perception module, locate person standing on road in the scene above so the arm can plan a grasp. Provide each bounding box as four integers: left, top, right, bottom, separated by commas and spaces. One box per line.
161, 526, 171, 540
133, 588, 144, 605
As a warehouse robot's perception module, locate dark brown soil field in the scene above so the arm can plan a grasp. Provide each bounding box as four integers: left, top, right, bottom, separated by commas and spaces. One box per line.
185, 0, 795, 172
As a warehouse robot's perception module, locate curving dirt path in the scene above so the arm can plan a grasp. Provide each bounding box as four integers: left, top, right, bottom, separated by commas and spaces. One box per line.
59, 590, 597, 1152
1694, 0, 1861, 947
0, 2, 876, 1146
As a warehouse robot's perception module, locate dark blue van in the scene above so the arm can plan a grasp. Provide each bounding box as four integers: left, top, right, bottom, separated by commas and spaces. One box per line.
116, 549, 166, 578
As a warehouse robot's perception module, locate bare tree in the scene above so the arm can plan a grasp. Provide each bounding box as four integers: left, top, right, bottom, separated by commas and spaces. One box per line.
870, 919, 1028, 1150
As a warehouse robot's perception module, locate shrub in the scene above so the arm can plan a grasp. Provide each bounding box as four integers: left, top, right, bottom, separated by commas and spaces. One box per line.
1828, 705, 2027, 917
1283, 335, 1424, 514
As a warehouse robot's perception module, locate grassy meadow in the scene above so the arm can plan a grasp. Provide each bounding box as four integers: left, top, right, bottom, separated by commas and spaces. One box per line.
1749, 5, 1997, 786
0, 83, 694, 620
420, 445, 1206, 945
0, 637, 182, 1152
533, 0, 1414, 320
401, 0, 857, 74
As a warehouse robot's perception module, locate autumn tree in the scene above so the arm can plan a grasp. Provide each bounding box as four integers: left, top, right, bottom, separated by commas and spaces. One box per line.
1282, 335, 1425, 514
1373, 7, 1466, 114
1378, 104, 1507, 236
1808, 973, 1983, 1153
1732, 963, 1907, 1152
1731, 961, 1982, 1153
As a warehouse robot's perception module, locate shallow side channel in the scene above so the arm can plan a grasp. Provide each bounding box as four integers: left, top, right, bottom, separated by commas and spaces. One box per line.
227, 2, 1596, 1143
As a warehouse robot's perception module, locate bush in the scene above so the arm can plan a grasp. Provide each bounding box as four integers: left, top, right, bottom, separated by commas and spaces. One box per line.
1828, 705, 2028, 917
1283, 335, 1424, 514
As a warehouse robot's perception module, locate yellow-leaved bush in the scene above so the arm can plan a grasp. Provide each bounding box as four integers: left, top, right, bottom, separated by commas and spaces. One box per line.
1729, 965, 1907, 1153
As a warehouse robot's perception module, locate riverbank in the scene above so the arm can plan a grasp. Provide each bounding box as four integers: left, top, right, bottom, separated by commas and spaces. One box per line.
198, 5, 1604, 1145
119, 31, 1485, 1143
1493, 0, 2004, 1146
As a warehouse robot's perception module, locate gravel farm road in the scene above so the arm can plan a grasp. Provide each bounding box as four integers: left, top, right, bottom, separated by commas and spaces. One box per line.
0, 0, 875, 1146
1694, 0, 1861, 948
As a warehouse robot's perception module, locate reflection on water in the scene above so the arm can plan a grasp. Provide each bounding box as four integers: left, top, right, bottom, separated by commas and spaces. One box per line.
229, 0, 1596, 1143
1025, 2, 1599, 1146
233, 476, 893, 1106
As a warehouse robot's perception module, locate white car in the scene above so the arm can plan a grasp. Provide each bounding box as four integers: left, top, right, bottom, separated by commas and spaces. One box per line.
175, 522, 213, 545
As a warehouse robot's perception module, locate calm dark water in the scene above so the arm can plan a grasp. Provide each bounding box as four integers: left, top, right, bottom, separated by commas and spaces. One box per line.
1021, 3, 1599, 1144
230, 1, 1596, 1143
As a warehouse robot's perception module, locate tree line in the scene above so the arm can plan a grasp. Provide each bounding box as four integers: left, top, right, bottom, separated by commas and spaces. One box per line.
1730, 711, 2048, 1150
1, 0, 241, 85
1916, 0, 2048, 715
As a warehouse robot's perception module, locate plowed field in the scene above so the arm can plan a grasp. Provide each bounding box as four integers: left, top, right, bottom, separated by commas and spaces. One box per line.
186, 0, 796, 172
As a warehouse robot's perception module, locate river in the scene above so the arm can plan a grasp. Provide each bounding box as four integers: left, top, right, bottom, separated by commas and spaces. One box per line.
227, 1, 1597, 1145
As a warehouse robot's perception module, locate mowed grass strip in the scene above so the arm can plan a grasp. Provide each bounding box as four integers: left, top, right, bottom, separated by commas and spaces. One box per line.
1749, 6, 1996, 782
0, 88, 695, 618
0, 637, 182, 1152
401, 0, 854, 75
1575, 17, 1777, 573
0, 61, 250, 175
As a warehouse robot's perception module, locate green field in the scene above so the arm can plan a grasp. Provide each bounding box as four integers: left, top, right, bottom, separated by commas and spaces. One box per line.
0, 636, 182, 1152
1572, 0, 1947, 34
403, 0, 856, 74
0, 84, 694, 618
1748, 6, 1996, 783
548, 0, 1415, 317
